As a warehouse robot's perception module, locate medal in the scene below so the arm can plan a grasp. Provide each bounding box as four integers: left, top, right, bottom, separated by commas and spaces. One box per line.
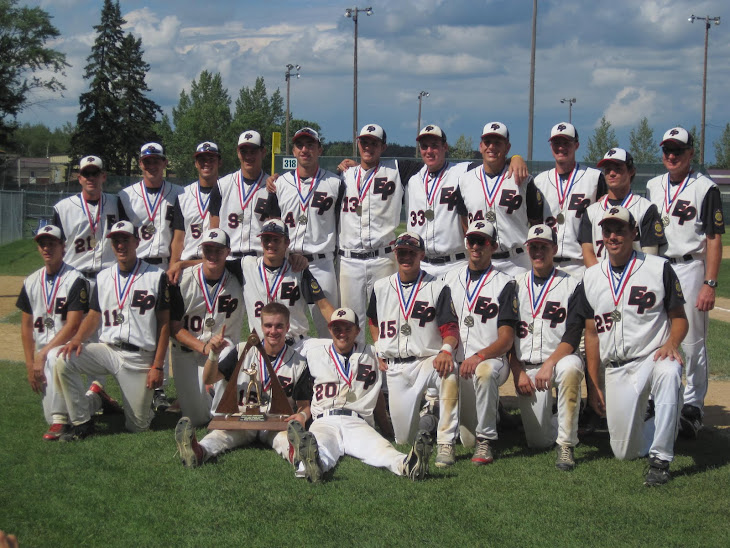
260, 346, 287, 392
113, 259, 142, 327
195, 181, 212, 220
236, 171, 264, 218
425, 209, 434, 221
328, 345, 355, 390
556, 213, 565, 225
44, 317, 55, 329
611, 309, 622, 322
139, 181, 165, 231
89, 237, 97, 248
663, 172, 692, 223
606, 251, 637, 326
478, 166, 508, 222
464, 315, 475, 327
464, 265, 493, 325
198, 267, 228, 327
295, 168, 322, 225
528, 322, 534, 333
554, 164, 579, 221
423, 162, 449, 219
662, 215, 670, 227
396, 271, 424, 338
146, 224, 157, 235
356, 205, 363, 216
259, 258, 290, 303
355, 164, 378, 217
298, 214, 308, 225
205, 317, 216, 328
237, 213, 244, 223
41, 264, 66, 328
527, 267, 557, 331
485, 210, 496, 222
400, 323, 412, 336
117, 312, 125, 324
80, 193, 103, 247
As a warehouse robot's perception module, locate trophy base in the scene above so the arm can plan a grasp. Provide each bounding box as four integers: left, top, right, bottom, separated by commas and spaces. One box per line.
208, 413, 291, 431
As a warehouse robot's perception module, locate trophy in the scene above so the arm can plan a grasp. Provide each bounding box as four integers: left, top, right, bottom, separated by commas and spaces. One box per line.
208, 331, 293, 431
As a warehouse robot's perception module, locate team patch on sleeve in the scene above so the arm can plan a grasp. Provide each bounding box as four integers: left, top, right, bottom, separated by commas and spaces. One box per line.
311, 279, 320, 291
512, 296, 519, 314
654, 221, 664, 238
675, 280, 683, 299
80, 287, 88, 304
714, 209, 725, 228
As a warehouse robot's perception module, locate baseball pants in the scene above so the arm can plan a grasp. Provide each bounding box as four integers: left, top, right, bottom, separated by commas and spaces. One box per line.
459, 357, 510, 442
516, 354, 584, 449
55, 343, 155, 432
308, 256, 340, 337
492, 253, 531, 278
386, 355, 459, 445
170, 345, 213, 427
199, 428, 289, 461
555, 259, 585, 281
420, 258, 467, 279
40, 347, 67, 424
604, 354, 683, 462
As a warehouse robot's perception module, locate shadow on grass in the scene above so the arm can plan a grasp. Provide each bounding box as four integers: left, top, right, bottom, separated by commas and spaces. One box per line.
673, 427, 730, 478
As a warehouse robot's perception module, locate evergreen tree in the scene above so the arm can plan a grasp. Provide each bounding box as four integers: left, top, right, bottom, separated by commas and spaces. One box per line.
628, 117, 659, 163
232, 77, 286, 147
713, 123, 730, 169
450, 135, 476, 159
584, 116, 618, 163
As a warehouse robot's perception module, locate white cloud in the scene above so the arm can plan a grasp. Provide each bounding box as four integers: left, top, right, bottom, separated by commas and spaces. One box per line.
602, 87, 658, 128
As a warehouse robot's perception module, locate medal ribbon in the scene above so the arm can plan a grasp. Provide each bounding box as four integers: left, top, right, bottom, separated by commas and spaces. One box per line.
295, 168, 322, 213
478, 167, 507, 208
80, 193, 103, 237
259, 259, 289, 302
356, 164, 379, 205
329, 345, 354, 388
527, 268, 556, 319
602, 192, 634, 210
464, 265, 493, 313
423, 162, 449, 207
195, 182, 213, 220
663, 172, 692, 215
259, 346, 287, 391
237, 170, 264, 212
554, 163, 579, 210
396, 271, 424, 322
113, 259, 142, 312
605, 251, 637, 307
197, 267, 227, 316
139, 181, 165, 224
41, 264, 66, 316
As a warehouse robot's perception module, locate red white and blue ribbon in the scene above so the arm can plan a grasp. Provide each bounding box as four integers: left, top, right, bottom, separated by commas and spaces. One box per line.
464, 265, 493, 313
605, 251, 637, 306
259, 346, 287, 391
113, 259, 142, 311
329, 345, 354, 388
602, 192, 635, 210
195, 182, 213, 220
41, 264, 66, 316
237, 170, 264, 213
356, 164, 379, 205
478, 166, 507, 208
423, 162, 449, 207
527, 268, 556, 320
80, 193, 103, 238
197, 267, 227, 317
554, 163, 579, 210
396, 270, 424, 322
259, 259, 289, 303
139, 181, 165, 224
663, 172, 692, 215
295, 168, 322, 213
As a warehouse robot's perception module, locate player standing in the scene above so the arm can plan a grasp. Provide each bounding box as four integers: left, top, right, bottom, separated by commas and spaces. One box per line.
646, 127, 724, 438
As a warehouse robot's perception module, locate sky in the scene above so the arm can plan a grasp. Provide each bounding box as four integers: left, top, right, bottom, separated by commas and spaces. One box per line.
17, 0, 730, 163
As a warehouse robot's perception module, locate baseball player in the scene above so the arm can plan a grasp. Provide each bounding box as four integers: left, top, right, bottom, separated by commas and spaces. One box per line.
580, 148, 666, 267
457, 122, 543, 277
509, 224, 584, 471
168, 229, 243, 426
209, 130, 273, 259
286, 308, 431, 483
367, 232, 460, 467
443, 220, 518, 465
118, 142, 183, 410
559, 207, 687, 486
174, 303, 310, 467
168, 141, 223, 284
533, 122, 607, 279
16, 225, 92, 440
646, 127, 724, 438
55, 221, 171, 439
267, 127, 342, 336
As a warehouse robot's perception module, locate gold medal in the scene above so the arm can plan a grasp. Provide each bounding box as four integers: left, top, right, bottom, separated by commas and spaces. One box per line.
146, 225, 156, 235
556, 213, 565, 225
298, 214, 308, 225
400, 323, 412, 336
485, 210, 496, 222
117, 312, 125, 324
528, 322, 534, 333
89, 237, 97, 248
237, 213, 244, 223
464, 315, 475, 327
205, 317, 216, 328
424, 209, 434, 221
44, 316, 55, 329
610, 309, 621, 322
356, 205, 363, 216
662, 215, 670, 227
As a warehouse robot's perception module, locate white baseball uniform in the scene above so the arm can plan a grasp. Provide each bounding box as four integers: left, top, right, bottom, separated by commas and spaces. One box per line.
646, 172, 725, 413
169, 264, 244, 425
444, 263, 517, 441
16, 263, 89, 423
513, 268, 583, 448
564, 252, 685, 461
171, 180, 215, 260
367, 270, 460, 445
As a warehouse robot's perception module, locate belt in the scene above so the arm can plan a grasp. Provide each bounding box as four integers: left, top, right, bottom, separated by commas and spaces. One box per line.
303, 253, 329, 261
81, 271, 98, 279
109, 341, 140, 352
143, 257, 163, 265
387, 356, 417, 364
316, 409, 361, 420
338, 246, 393, 260
493, 247, 524, 260
172, 342, 193, 353
666, 254, 695, 264
553, 257, 578, 263
231, 251, 258, 258
606, 360, 629, 369
423, 252, 466, 265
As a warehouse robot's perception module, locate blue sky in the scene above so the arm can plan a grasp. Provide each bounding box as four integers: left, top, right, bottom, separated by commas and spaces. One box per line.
19, 0, 730, 162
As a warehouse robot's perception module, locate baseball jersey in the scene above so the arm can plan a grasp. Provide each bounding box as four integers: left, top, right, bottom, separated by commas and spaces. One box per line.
367, 270, 458, 359
513, 268, 577, 364
209, 170, 271, 256
268, 168, 344, 255
118, 180, 184, 259
171, 181, 216, 260
16, 263, 89, 349
52, 193, 124, 273
216, 342, 308, 412
169, 264, 244, 347
533, 165, 606, 259
90, 259, 170, 354
406, 162, 469, 257
645, 172, 725, 258
457, 166, 543, 253
564, 252, 684, 364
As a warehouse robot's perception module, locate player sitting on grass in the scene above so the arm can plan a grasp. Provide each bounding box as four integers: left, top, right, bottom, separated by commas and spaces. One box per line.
286, 308, 432, 483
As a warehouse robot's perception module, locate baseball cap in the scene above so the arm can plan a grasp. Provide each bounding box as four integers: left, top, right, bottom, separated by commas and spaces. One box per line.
259, 219, 289, 239
238, 130, 263, 148
525, 224, 557, 245
328, 307, 359, 328
394, 231, 425, 252
140, 142, 165, 159
79, 155, 104, 174
293, 127, 321, 144
481, 122, 509, 141
359, 123, 386, 143
195, 141, 220, 157
465, 220, 497, 241
34, 224, 63, 242
200, 229, 230, 248
597, 148, 634, 169
598, 206, 636, 229
549, 122, 579, 142
416, 124, 447, 142
106, 220, 139, 239
660, 127, 693, 148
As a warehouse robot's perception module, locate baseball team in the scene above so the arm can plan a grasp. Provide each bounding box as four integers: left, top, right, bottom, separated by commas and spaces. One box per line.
17, 120, 724, 487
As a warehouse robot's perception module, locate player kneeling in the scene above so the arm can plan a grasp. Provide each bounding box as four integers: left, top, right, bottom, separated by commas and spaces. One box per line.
287, 308, 432, 483
509, 225, 584, 470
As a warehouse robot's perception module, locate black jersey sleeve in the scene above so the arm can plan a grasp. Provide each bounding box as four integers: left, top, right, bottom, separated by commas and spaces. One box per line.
662, 261, 686, 312
700, 186, 725, 235
366, 291, 378, 323
561, 283, 590, 348
301, 269, 325, 303
639, 204, 667, 247
208, 184, 222, 217
217, 345, 241, 382
67, 277, 90, 312
596, 173, 608, 200
16, 285, 32, 314
397, 160, 423, 186
51, 208, 64, 239
435, 286, 459, 327
577, 209, 594, 244
117, 197, 129, 222
266, 192, 282, 218
168, 283, 185, 321
525, 179, 544, 222
171, 196, 185, 231
497, 280, 519, 328
156, 273, 171, 311
292, 365, 314, 402
225, 260, 244, 286
89, 283, 100, 312
453, 186, 468, 217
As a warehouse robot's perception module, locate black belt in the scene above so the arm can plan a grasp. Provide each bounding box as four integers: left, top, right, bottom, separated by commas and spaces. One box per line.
231, 251, 257, 258
316, 409, 360, 420
666, 254, 694, 264
338, 246, 392, 260
109, 342, 140, 352
553, 257, 576, 263
144, 257, 163, 265
303, 253, 328, 261
388, 356, 417, 364
81, 271, 97, 279
493, 247, 524, 260
607, 360, 631, 369
423, 253, 465, 265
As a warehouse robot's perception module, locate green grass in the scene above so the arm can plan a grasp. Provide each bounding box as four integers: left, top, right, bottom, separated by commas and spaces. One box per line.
717, 258, 730, 300
0, 239, 42, 276
708, 319, 730, 379
0, 361, 729, 547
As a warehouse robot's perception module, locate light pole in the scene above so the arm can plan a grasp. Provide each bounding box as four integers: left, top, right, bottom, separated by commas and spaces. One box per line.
285, 63, 301, 155
527, 0, 537, 161
345, 6, 373, 157
416, 91, 429, 157
689, 14, 721, 165
560, 98, 576, 123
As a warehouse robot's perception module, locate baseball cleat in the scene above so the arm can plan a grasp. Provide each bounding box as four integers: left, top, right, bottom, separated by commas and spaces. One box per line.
43, 422, 69, 441
404, 430, 433, 481
87, 381, 124, 414
298, 432, 323, 484
678, 404, 702, 440
152, 388, 170, 412
286, 420, 307, 468
59, 420, 94, 442
644, 456, 671, 486
471, 438, 494, 465
555, 444, 575, 471
175, 417, 203, 468
434, 443, 455, 468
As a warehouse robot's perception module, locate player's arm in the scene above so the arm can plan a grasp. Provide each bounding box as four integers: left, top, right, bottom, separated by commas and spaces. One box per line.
171, 321, 208, 355
526, 181, 544, 225
639, 204, 664, 256
208, 184, 222, 229
433, 286, 459, 378
147, 274, 171, 388
60, 310, 101, 358
698, 233, 722, 311
577, 213, 598, 267
366, 292, 387, 372
583, 318, 604, 416
373, 389, 394, 438
508, 350, 535, 396
20, 312, 43, 393
506, 155, 528, 185
581, 242, 598, 268
202, 327, 230, 384
654, 306, 688, 364
302, 269, 335, 320
35, 309, 84, 376
285, 366, 313, 426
